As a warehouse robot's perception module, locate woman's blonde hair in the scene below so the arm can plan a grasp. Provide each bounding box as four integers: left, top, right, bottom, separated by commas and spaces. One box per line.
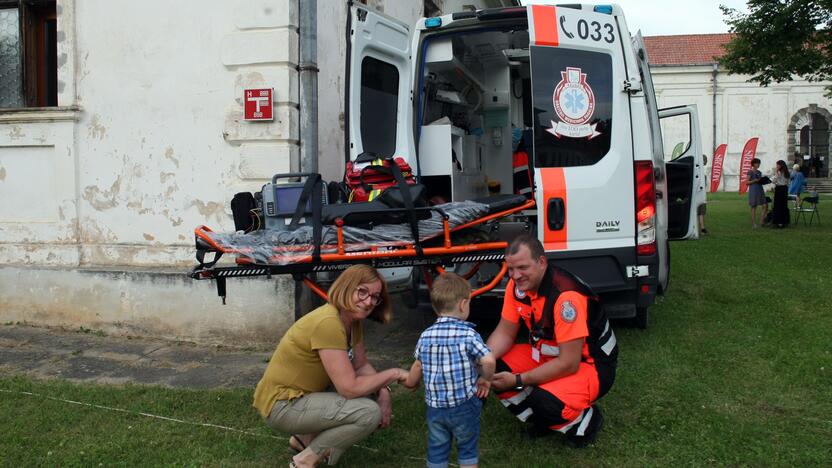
328, 264, 391, 323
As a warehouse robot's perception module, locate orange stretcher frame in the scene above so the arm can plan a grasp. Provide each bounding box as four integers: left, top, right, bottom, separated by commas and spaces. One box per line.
192, 199, 534, 301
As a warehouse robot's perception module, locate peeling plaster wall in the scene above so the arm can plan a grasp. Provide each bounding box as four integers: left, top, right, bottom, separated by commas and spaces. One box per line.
70, 0, 298, 266
0, 267, 294, 347
651, 65, 831, 191
0, 0, 300, 344
0, 0, 494, 344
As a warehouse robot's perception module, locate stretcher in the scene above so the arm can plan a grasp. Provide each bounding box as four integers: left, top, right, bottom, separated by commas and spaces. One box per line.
190, 180, 534, 304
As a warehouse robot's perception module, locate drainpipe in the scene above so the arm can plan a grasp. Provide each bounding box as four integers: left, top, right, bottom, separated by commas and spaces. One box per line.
299, 0, 318, 174
711, 63, 718, 156
711, 63, 719, 190
296, 0, 319, 319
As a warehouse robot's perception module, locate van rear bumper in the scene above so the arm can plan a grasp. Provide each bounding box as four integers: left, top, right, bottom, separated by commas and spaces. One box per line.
545, 247, 658, 319
545, 247, 637, 294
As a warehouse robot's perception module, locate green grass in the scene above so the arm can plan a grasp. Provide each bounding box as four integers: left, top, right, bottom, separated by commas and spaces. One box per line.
2, 193, 831, 466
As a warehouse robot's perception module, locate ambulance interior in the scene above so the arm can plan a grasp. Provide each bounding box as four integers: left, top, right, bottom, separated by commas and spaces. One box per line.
417, 28, 535, 214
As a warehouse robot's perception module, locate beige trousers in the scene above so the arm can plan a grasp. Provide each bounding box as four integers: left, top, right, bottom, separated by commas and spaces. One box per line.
267, 392, 381, 465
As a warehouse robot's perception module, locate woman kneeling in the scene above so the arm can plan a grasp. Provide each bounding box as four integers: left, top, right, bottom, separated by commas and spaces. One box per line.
253, 265, 408, 467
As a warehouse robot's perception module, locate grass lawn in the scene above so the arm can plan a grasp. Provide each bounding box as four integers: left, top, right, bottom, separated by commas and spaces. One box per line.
2, 193, 831, 466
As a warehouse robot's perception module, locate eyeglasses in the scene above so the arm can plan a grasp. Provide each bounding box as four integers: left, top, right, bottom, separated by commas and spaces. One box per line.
356, 287, 382, 306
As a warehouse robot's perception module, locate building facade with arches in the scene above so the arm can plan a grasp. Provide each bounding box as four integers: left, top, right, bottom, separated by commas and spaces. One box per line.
645, 34, 831, 191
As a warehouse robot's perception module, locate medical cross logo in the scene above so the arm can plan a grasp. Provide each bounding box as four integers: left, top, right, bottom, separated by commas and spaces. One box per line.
547, 67, 601, 139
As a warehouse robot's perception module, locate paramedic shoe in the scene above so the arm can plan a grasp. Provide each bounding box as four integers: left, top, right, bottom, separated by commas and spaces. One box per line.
565, 405, 604, 449
524, 422, 555, 439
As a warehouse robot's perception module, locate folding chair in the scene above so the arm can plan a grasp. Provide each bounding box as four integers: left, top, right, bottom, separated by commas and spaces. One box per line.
794, 193, 820, 226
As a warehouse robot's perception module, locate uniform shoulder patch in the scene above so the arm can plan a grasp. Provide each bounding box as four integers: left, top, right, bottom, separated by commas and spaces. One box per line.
560, 300, 577, 323
514, 286, 526, 299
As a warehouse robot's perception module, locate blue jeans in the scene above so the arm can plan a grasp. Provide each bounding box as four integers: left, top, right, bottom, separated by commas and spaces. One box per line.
426, 397, 482, 468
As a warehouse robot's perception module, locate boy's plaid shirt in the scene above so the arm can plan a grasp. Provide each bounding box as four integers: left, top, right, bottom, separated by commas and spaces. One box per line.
415, 316, 490, 408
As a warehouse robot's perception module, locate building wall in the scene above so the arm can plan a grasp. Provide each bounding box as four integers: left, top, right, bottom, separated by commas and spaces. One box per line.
0, 0, 299, 346
1, 0, 504, 346
651, 64, 831, 191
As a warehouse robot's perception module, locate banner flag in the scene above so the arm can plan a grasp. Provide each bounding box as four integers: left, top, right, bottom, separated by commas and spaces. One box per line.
710, 144, 727, 192
738, 137, 759, 194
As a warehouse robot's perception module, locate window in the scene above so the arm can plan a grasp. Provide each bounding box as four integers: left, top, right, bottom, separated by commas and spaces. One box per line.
659, 112, 692, 161
360, 56, 399, 157
531, 47, 612, 167
0, 0, 57, 108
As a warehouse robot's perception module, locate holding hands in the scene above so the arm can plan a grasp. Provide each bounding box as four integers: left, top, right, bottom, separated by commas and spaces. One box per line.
475, 377, 491, 398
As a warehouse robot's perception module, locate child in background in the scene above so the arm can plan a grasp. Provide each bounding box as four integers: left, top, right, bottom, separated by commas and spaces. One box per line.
746, 158, 767, 228
403, 273, 495, 468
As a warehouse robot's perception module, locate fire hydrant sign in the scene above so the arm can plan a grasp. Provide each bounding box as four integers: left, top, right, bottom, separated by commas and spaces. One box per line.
244, 88, 273, 121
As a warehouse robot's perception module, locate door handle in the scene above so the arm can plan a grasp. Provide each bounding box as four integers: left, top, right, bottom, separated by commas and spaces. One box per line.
547, 197, 565, 231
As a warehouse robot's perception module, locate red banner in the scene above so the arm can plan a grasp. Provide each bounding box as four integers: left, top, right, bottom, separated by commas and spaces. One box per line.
710, 144, 727, 192
738, 137, 759, 194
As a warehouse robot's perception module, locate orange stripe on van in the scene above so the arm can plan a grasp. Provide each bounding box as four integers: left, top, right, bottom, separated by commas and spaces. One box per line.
540, 167, 567, 251
531, 5, 559, 47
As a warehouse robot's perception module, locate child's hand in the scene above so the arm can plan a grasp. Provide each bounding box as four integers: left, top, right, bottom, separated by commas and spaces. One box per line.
476, 377, 491, 398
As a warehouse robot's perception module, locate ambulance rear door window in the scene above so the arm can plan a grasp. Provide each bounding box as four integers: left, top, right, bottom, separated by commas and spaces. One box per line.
530, 47, 612, 167
361, 56, 399, 158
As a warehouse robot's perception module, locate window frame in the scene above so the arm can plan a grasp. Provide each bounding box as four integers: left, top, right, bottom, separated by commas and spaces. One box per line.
0, 0, 57, 109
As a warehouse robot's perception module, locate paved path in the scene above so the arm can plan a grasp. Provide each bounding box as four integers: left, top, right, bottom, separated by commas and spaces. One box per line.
0, 299, 430, 389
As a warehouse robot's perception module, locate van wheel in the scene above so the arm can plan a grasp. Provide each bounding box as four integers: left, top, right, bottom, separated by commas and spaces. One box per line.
634, 307, 649, 329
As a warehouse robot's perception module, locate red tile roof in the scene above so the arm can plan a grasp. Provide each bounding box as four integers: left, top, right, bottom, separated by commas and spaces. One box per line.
644, 33, 734, 66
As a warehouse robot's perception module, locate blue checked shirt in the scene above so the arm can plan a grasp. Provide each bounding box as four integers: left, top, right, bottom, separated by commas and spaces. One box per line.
415, 316, 491, 408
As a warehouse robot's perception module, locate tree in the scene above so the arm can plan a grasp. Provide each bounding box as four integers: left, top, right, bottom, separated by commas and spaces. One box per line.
720, 0, 832, 94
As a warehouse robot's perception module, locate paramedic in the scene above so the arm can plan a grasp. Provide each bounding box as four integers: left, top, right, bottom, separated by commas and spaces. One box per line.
253, 265, 409, 467
487, 234, 617, 447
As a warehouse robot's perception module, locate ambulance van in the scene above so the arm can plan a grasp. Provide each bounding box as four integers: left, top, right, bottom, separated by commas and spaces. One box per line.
345, 3, 706, 327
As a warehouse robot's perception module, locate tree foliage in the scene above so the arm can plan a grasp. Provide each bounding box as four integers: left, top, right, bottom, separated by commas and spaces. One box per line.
720, 0, 832, 92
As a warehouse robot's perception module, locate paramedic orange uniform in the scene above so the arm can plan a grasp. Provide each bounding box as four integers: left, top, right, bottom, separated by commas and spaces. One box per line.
496, 268, 614, 435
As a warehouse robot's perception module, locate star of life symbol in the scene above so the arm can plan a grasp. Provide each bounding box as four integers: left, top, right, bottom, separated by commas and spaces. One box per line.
561, 300, 577, 323
547, 67, 601, 140
515, 286, 527, 299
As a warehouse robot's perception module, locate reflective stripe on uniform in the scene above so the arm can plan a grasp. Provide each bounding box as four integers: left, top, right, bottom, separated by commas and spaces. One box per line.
601, 330, 617, 356
517, 408, 534, 422
555, 410, 584, 433
500, 385, 533, 406
540, 343, 560, 357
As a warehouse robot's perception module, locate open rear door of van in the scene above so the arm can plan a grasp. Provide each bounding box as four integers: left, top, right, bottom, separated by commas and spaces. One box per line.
659, 105, 705, 240
346, 4, 414, 163
527, 5, 635, 256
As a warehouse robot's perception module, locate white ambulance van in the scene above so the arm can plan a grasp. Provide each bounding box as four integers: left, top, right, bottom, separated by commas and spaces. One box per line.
345, 3, 706, 327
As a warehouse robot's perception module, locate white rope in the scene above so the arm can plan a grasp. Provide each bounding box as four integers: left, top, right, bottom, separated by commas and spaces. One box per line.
0, 388, 447, 463
0, 388, 280, 439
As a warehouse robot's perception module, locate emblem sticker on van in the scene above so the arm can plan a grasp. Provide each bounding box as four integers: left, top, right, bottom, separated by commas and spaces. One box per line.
547, 67, 602, 140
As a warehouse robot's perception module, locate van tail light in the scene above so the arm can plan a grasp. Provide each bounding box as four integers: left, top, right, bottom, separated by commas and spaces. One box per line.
635, 161, 657, 256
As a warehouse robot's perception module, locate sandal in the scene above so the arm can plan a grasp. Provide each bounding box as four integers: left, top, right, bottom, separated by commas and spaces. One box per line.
288, 434, 307, 455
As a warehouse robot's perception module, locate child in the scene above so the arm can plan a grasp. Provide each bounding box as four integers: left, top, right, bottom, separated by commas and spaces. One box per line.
403, 273, 495, 468
746, 158, 767, 228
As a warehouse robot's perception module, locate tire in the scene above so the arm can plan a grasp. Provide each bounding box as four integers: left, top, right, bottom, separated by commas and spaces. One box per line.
634, 306, 649, 329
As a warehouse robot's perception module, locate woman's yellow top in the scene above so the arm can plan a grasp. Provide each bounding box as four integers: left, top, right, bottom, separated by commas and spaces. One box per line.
252, 303, 363, 418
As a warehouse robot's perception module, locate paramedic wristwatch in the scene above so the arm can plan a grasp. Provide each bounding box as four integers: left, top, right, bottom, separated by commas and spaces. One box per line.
514, 374, 524, 390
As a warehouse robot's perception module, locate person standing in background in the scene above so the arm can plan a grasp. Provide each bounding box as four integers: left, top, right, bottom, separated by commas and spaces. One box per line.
746, 158, 767, 228
697, 154, 709, 236
770, 160, 791, 228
